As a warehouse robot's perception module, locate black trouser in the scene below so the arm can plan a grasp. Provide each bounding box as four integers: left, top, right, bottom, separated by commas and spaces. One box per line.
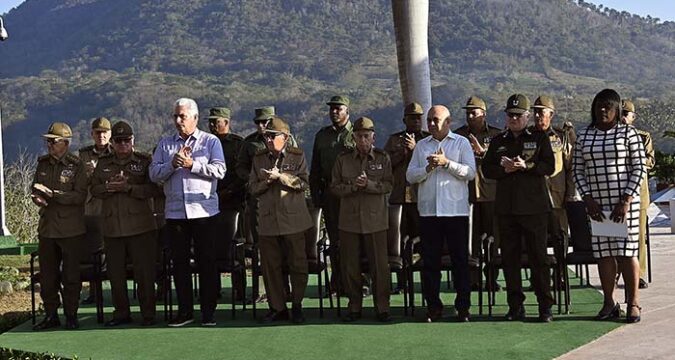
38, 235, 84, 317
419, 216, 471, 312
498, 213, 554, 310
166, 215, 219, 319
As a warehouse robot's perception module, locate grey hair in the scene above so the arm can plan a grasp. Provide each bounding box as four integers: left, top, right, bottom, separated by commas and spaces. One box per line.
175, 98, 199, 118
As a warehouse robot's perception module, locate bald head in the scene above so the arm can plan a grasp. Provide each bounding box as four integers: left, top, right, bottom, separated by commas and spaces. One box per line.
427, 105, 452, 140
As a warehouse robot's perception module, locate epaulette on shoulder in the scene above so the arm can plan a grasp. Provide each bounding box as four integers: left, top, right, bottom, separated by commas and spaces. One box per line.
337, 148, 353, 157
98, 152, 114, 160
373, 148, 387, 155
38, 154, 50, 162
229, 133, 244, 141
286, 146, 303, 155
390, 130, 406, 137
65, 153, 81, 164
488, 124, 502, 131
78, 144, 95, 153
244, 132, 259, 141
254, 147, 269, 156
133, 150, 152, 160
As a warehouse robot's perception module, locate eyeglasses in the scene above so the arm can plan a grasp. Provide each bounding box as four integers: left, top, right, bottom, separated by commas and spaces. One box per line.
507, 112, 529, 119
44, 138, 65, 145
254, 119, 271, 126
114, 137, 133, 144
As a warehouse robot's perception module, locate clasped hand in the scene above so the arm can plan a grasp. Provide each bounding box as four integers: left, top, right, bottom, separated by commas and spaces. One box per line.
106, 171, 130, 192
500, 156, 526, 173
262, 167, 281, 183
425, 148, 448, 173
172, 145, 193, 169
355, 171, 368, 189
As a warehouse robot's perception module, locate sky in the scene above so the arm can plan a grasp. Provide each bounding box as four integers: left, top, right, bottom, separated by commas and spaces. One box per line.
0, 0, 674, 20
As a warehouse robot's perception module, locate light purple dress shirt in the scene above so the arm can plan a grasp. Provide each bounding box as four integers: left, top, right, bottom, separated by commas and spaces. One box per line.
150, 129, 226, 219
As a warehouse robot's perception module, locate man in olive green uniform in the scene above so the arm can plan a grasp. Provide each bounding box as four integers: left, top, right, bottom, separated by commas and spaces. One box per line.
383, 102, 429, 293
249, 117, 312, 324
310, 95, 354, 293
91, 121, 160, 326
454, 96, 503, 291
483, 94, 556, 323
78, 117, 113, 304
208, 107, 247, 299
31, 122, 87, 330
622, 99, 655, 289
530, 96, 577, 247
331, 117, 393, 322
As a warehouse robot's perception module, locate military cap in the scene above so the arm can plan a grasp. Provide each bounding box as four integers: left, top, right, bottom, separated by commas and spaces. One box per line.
207, 107, 232, 120
504, 94, 530, 114
111, 121, 134, 139
326, 95, 350, 107
43, 122, 73, 139
622, 99, 636, 113
264, 116, 290, 135
253, 106, 275, 122
404, 102, 424, 115
532, 96, 555, 111
353, 117, 375, 132
462, 96, 487, 111
91, 117, 111, 131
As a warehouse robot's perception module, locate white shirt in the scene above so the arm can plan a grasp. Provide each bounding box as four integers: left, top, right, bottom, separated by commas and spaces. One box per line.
406, 131, 476, 217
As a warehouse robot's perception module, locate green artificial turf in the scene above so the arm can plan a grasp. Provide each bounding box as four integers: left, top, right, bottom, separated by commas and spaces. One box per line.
0, 273, 623, 360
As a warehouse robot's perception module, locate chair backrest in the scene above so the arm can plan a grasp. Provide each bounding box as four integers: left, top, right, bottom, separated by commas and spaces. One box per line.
387, 205, 403, 264
305, 206, 323, 263
215, 210, 240, 260
566, 201, 593, 252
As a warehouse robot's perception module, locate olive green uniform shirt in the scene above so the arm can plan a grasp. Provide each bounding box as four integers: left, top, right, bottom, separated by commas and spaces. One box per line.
455, 123, 502, 203
249, 147, 313, 236
215, 133, 246, 210
330, 148, 393, 234
79, 144, 113, 216
309, 121, 354, 206
383, 129, 429, 204
531, 125, 576, 209
90, 151, 160, 238
32, 152, 87, 238
236, 131, 298, 188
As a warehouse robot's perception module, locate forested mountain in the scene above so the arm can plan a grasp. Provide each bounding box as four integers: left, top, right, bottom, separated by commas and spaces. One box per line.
0, 0, 673, 157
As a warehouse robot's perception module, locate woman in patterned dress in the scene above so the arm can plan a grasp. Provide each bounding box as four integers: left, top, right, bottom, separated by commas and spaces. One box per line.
572, 89, 646, 323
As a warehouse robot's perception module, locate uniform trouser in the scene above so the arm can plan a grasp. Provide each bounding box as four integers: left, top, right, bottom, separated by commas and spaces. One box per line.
166, 216, 219, 318
393, 203, 420, 286
339, 230, 390, 314
322, 193, 341, 287
258, 232, 308, 312
499, 213, 555, 310
38, 235, 84, 317
638, 208, 648, 278
419, 216, 471, 312
105, 231, 158, 320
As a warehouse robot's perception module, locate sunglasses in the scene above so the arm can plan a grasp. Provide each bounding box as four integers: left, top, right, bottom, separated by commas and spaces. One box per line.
114, 137, 133, 144
254, 119, 271, 125
263, 132, 284, 139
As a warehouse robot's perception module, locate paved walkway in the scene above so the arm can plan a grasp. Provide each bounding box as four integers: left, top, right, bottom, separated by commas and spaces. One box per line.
558, 226, 675, 360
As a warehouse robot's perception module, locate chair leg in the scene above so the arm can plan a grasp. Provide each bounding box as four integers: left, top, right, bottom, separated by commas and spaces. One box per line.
408, 267, 415, 316
231, 275, 236, 320
318, 270, 324, 318
478, 265, 483, 316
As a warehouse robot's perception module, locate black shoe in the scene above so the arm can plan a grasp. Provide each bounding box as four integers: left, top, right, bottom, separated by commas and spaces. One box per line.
594, 303, 621, 321
291, 305, 305, 324
639, 278, 649, 289
201, 316, 216, 327
341, 312, 362, 323
104, 317, 133, 327
377, 312, 392, 323
626, 304, 641, 324
81, 295, 95, 305
457, 309, 470, 322
262, 309, 289, 323
32, 314, 60, 331
505, 306, 525, 321
64, 316, 79, 330
141, 318, 156, 326
168, 313, 194, 327
538, 307, 553, 323
425, 307, 443, 323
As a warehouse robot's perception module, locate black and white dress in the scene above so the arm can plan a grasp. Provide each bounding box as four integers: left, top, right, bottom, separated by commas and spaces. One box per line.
573, 123, 646, 258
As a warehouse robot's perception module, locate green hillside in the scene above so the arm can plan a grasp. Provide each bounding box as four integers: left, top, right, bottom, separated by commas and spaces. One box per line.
0, 0, 673, 157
